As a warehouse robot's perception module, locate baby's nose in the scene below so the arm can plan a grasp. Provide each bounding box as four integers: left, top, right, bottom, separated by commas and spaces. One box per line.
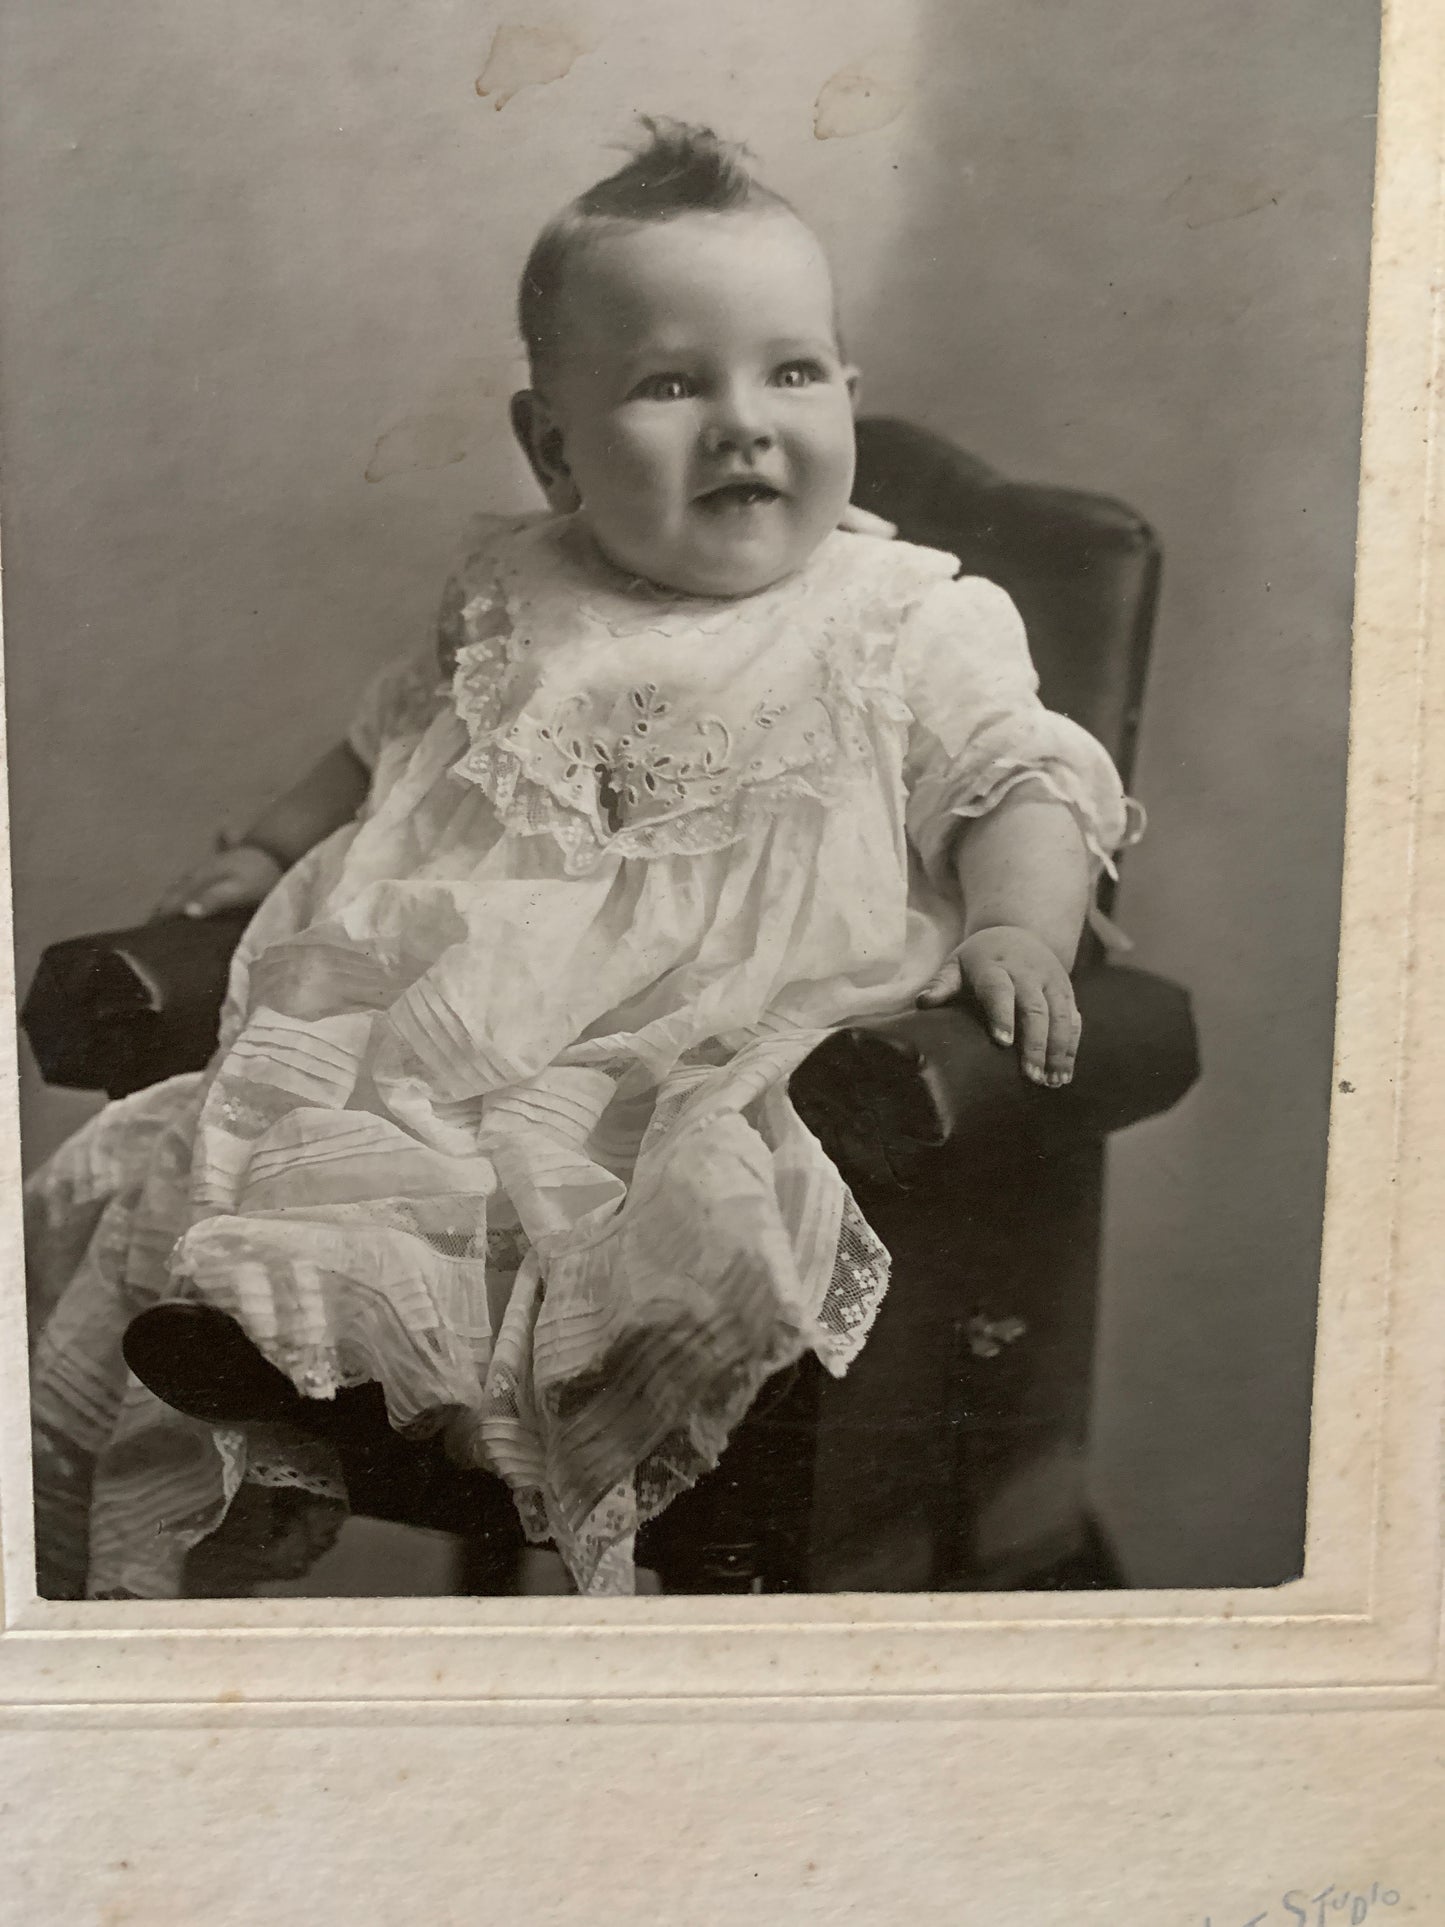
703, 394, 775, 456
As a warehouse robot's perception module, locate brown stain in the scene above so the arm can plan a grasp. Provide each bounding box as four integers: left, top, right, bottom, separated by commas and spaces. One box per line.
475, 24, 587, 112
366, 366, 497, 483
217, 1687, 243, 1703
365, 413, 472, 484
814, 62, 910, 141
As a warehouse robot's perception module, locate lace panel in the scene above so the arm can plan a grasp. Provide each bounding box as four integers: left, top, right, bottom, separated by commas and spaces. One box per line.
443, 518, 942, 875
489, 1190, 891, 1595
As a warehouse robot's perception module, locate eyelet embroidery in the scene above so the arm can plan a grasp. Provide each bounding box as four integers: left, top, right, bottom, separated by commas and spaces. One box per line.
445, 515, 952, 871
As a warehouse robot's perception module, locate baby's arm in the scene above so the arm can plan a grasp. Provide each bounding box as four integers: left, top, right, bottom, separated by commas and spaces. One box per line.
153, 742, 370, 920
917, 785, 1090, 1088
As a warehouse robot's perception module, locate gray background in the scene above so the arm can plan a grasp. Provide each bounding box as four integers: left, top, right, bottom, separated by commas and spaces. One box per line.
0, 0, 1379, 1586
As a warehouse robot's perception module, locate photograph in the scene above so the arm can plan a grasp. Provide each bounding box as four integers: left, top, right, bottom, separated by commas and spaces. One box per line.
2, 0, 1379, 1609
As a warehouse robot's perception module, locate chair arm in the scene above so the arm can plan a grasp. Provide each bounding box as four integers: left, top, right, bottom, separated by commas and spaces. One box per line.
22, 910, 250, 1100
788, 964, 1200, 1189
24, 914, 1200, 1196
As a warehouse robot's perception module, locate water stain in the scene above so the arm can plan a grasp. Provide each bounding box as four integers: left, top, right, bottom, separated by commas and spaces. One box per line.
366, 413, 472, 484
814, 61, 910, 140
366, 366, 498, 483
476, 24, 586, 112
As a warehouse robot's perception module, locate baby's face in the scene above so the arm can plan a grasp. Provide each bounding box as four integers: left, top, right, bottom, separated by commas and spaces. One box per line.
538, 208, 858, 597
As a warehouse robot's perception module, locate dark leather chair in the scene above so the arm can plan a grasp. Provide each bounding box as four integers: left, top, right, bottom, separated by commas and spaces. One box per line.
22, 418, 1199, 1595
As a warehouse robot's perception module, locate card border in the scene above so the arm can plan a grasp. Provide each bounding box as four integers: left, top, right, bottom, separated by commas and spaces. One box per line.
0, 0, 1439, 1725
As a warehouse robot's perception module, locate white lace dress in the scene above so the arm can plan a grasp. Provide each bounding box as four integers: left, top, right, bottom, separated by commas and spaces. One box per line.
26, 513, 1130, 1597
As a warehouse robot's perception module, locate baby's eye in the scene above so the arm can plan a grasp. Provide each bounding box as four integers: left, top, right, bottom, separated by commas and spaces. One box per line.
773, 359, 827, 389
632, 373, 696, 402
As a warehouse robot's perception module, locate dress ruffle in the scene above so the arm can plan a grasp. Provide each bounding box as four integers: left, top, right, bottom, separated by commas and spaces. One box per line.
26, 517, 1134, 1598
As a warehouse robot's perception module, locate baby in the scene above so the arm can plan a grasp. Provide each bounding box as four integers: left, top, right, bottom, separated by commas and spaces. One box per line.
27, 120, 1129, 1599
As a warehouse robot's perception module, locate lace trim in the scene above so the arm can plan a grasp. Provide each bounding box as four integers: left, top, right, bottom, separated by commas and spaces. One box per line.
238, 1427, 348, 1503
451, 737, 864, 874
811, 1190, 893, 1375
443, 517, 940, 875
493, 1193, 891, 1595
919, 754, 1134, 885
936, 761, 1145, 953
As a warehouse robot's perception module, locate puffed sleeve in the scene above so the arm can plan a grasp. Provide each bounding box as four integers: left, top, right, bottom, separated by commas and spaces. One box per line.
898, 572, 1136, 890
345, 639, 449, 771
344, 513, 513, 770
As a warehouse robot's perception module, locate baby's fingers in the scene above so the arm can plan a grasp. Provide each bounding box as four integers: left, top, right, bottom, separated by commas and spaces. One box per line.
153, 869, 211, 920
915, 955, 963, 1008
1044, 981, 1083, 1087
964, 962, 1019, 1047
1014, 987, 1054, 1084
180, 875, 248, 918
152, 884, 189, 920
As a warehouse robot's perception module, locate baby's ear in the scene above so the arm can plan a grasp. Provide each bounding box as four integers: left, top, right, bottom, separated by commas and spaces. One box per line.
510, 391, 581, 512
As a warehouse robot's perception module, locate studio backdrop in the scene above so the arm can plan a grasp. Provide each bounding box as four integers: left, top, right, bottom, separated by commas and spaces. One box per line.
0, 0, 1379, 1587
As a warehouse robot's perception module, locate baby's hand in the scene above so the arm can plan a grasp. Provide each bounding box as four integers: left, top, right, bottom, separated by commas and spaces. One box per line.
918, 926, 1081, 1088
152, 841, 284, 922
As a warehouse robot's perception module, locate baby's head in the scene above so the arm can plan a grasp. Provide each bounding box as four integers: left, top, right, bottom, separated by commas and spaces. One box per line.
512, 119, 859, 599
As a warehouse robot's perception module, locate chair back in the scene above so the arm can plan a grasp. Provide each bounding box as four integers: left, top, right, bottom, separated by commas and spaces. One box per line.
853, 417, 1161, 790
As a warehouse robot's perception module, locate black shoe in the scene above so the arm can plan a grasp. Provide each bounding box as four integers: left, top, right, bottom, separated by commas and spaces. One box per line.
126, 1300, 407, 1447
123, 1302, 399, 1444
123, 1302, 527, 1588
123, 1302, 312, 1426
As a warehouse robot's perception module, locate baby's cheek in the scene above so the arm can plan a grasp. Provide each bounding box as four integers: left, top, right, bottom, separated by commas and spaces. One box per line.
795, 428, 853, 495
610, 414, 683, 470
586, 453, 660, 526
793, 465, 853, 543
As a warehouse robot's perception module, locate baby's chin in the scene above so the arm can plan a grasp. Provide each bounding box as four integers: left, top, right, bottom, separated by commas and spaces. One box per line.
658, 556, 801, 599
591, 520, 836, 601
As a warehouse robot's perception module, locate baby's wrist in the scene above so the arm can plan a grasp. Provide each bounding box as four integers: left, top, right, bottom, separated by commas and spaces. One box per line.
959, 922, 1077, 975
959, 921, 1035, 947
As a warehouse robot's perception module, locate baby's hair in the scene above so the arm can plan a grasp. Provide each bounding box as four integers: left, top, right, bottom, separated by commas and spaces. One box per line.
519, 117, 792, 381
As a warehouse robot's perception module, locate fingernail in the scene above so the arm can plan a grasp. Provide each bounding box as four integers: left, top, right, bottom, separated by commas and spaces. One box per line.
183, 901, 204, 918
992, 1030, 1013, 1047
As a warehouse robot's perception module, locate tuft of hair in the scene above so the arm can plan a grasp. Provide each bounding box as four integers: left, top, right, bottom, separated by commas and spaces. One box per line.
519, 117, 789, 380
574, 116, 762, 221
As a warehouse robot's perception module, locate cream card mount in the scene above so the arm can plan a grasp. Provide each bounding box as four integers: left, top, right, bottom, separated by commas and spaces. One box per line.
0, 0, 1441, 1729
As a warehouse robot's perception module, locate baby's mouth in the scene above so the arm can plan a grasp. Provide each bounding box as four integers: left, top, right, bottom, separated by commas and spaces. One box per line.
694, 480, 785, 512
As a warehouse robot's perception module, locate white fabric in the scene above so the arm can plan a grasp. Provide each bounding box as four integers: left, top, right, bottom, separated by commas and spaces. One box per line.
27, 513, 1129, 1599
